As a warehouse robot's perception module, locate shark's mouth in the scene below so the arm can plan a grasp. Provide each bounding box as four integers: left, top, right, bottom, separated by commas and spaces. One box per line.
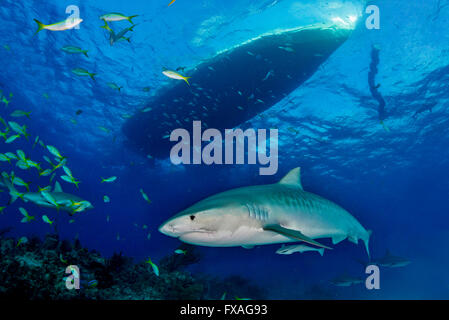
122, 23, 354, 159
179, 230, 217, 243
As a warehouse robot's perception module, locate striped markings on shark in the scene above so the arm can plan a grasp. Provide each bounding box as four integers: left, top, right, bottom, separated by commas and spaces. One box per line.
159, 167, 372, 256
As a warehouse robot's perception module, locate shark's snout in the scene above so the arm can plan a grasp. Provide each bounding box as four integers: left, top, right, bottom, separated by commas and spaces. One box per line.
158, 222, 179, 238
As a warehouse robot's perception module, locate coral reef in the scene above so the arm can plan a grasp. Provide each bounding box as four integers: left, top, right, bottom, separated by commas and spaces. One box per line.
0, 234, 265, 300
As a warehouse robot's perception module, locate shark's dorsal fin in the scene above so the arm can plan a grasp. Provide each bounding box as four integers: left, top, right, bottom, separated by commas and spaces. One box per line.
54, 181, 63, 193
279, 167, 303, 190
263, 224, 331, 250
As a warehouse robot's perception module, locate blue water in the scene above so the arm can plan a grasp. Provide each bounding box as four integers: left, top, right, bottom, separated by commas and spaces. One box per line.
1, 0, 449, 299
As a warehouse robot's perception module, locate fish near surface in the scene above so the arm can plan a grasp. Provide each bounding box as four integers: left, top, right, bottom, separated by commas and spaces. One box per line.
159, 168, 371, 256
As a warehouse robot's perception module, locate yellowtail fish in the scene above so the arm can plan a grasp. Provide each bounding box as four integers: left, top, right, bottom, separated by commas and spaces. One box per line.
380, 120, 390, 132
105, 23, 137, 46
60, 175, 80, 188
0, 154, 11, 163
117, 36, 131, 43
5, 135, 20, 144
34, 17, 83, 34
72, 68, 97, 81
59, 254, 68, 264
15, 149, 25, 161
4, 152, 17, 160
41, 191, 60, 210
38, 186, 51, 192
162, 70, 191, 86
8, 121, 29, 139
19, 207, 35, 223
107, 82, 122, 91
139, 188, 151, 204
42, 215, 54, 225
145, 258, 159, 276
15, 159, 30, 170
0, 116, 8, 127
10, 110, 31, 118
278, 46, 294, 52
174, 249, 187, 255
62, 166, 73, 178
103, 195, 110, 203
16, 236, 28, 247
100, 13, 138, 23
33, 136, 39, 149
101, 176, 117, 183
1, 96, 11, 107
98, 126, 110, 133
46, 145, 64, 160
12, 176, 30, 192
61, 46, 89, 58
168, 0, 177, 6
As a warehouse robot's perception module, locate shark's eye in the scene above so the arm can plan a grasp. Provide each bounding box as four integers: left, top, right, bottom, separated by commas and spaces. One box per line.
190, 215, 195, 221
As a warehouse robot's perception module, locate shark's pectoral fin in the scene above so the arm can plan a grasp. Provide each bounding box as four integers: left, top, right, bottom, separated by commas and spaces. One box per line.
263, 224, 332, 250
242, 245, 255, 249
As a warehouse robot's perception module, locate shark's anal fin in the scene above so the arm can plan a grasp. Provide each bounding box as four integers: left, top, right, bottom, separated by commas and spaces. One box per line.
263, 224, 332, 250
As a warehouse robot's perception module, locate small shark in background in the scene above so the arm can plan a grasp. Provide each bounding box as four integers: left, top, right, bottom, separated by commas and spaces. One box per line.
412, 102, 437, 119
159, 167, 372, 256
330, 274, 364, 287
276, 244, 325, 256
1, 177, 93, 214
371, 250, 411, 268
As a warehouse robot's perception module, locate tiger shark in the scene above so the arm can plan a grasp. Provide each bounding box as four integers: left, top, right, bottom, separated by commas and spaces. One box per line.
159, 167, 371, 256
